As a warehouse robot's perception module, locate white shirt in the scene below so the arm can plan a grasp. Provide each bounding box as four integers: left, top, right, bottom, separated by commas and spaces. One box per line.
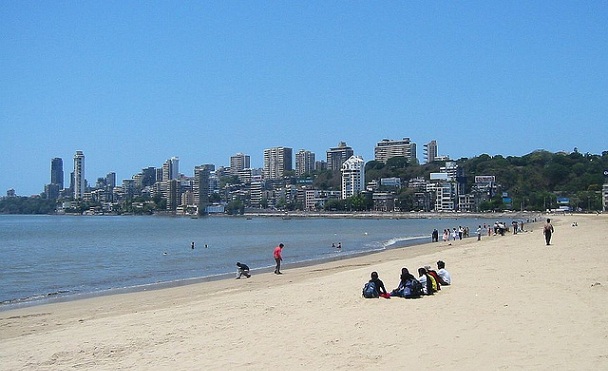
418, 274, 428, 294
437, 268, 451, 285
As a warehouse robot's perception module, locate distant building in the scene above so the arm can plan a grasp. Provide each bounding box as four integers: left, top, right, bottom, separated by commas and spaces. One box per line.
380, 177, 402, 188
295, 149, 315, 176
162, 157, 179, 181
374, 138, 416, 163
341, 155, 365, 199
194, 165, 212, 214
73, 150, 85, 200
423, 140, 438, 164
51, 157, 64, 190
230, 153, 250, 175
263, 147, 292, 180
327, 142, 354, 172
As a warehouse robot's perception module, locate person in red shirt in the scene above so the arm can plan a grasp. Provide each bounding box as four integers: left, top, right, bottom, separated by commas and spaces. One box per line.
273, 243, 284, 274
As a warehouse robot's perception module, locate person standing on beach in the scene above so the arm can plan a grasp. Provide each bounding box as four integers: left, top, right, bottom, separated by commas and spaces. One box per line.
273, 243, 284, 274
543, 219, 554, 245
432, 229, 439, 242
476, 225, 482, 241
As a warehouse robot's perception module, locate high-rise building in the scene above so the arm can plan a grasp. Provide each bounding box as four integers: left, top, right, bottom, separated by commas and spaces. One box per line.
295, 149, 315, 176
162, 157, 179, 181
424, 140, 438, 164
327, 142, 354, 171
230, 153, 251, 175
73, 150, 85, 200
194, 165, 212, 215
50, 158, 64, 190
374, 138, 417, 163
263, 147, 293, 180
341, 155, 365, 199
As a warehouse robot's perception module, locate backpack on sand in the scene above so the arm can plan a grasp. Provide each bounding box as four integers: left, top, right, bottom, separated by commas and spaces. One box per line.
362, 281, 378, 298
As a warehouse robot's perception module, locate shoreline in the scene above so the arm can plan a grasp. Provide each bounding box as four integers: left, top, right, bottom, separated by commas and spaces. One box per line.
2, 214, 608, 369
1, 213, 545, 310
1, 233, 435, 311
1, 217, 546, 313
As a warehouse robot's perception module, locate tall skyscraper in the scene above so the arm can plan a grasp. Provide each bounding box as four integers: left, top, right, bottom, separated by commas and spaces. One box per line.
162, 157, 179, 181
341, 155, 365, 199
50, 158, 64, 190
295, 149, 315, 176
374, 138, 417, 163
73, 150, 85, 200
263, 147, 293, 180
194, 165, 212, 215
230, 153, 251, 175
424, 140, 438, 164
326, 142, 354, 171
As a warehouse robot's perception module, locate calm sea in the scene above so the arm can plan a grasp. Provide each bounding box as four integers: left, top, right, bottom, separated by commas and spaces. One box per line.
0, 214, 486, 309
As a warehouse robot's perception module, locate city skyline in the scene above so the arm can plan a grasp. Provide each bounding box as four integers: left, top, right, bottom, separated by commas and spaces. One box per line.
2, 2, 607, 195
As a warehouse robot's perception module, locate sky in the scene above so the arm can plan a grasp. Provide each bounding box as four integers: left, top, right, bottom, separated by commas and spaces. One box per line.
1, 1, 607, 196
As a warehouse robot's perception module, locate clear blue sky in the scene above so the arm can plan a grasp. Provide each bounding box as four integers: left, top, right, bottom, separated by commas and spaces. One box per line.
1, 2, 607, 196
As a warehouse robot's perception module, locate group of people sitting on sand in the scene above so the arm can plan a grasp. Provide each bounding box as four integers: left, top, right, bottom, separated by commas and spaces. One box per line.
363, 260, 451, 299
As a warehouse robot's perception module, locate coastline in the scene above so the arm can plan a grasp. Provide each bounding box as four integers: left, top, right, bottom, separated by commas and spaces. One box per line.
3, 214, 607, 369
0, 213, 534, 312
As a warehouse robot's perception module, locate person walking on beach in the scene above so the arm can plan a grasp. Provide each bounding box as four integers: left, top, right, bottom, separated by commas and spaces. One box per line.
543, 218, 554, 246
476, 225, 482, 241
273, 243, 284, 274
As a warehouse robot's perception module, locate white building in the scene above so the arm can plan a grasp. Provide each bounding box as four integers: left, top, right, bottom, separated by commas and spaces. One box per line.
374, 138, 416, 163
341, 155, 365, 199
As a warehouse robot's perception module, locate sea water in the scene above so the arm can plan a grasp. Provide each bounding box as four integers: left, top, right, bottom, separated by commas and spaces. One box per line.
0, 214, 485, 308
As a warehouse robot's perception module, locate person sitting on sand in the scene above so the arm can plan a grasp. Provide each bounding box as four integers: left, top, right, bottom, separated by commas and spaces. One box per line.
436, 260, 451, 285
390, 268, 422, 298
367, 271, 388, 297
236, 262, 251, 279
424, 265, 442, 290
418, 267, 436, 295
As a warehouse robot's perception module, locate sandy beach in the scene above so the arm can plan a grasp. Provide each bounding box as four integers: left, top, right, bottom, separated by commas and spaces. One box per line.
2, 214, 607, 370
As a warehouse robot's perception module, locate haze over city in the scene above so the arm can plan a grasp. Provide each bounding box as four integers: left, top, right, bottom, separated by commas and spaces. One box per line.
1, 2, 607, 195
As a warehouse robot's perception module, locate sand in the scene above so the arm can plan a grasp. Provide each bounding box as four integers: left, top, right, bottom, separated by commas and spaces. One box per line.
2, 214, 607, 370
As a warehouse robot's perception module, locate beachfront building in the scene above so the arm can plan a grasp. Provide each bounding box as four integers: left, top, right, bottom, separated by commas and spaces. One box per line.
372, 192, 396, 212
230, 153, 250, 175
263, 147, 293, 180
424, 140, 438, 164
374, 138, 417, 164
73, 150, 85, 200
303, 189, 341, 210
295, 149, 315, 176
327, 142, 354, 171
341, 155, 365, 199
